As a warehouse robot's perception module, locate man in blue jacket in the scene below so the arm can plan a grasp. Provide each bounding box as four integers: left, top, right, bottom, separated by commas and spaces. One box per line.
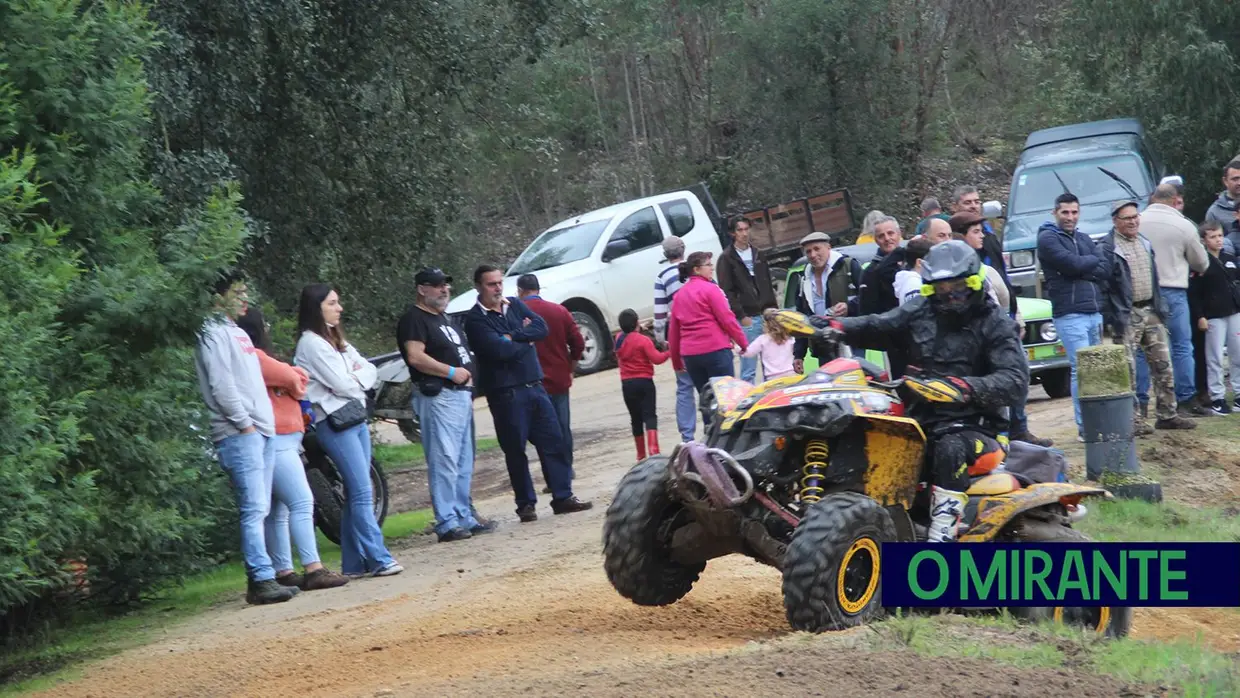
1036, 193, 1113, 437
463, 264, 593, 523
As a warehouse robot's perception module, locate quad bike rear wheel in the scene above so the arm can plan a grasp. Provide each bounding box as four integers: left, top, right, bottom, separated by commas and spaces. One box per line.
603, 456, 704, 606
782, 492, 897, 632
1007, 517, 1133, 639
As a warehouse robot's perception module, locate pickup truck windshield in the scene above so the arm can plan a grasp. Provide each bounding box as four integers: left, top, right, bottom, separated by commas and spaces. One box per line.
507, 219, 612, 276
1010, 155, 1148, 216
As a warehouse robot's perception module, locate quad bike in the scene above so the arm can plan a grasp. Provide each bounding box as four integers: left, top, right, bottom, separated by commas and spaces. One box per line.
602, 309, 1132, 638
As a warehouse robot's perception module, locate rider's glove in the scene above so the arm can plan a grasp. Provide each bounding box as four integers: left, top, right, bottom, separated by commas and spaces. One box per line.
905, 375, 974, 404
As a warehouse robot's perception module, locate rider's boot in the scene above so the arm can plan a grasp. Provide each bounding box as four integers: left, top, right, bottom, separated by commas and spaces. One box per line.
928, 487, 968, 543
633, 434, 647, 461
646, 429, 661, 456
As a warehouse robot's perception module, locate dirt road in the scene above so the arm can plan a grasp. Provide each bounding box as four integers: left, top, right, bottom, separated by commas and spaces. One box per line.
27, 364, 1233, 697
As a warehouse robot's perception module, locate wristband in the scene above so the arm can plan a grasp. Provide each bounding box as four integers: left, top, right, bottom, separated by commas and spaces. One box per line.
448, 367, 456, 380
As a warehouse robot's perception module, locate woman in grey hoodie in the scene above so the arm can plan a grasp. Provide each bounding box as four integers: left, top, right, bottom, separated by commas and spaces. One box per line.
294, 283, 402, 578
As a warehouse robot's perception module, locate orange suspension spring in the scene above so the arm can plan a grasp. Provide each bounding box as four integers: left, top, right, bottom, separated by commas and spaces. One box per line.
799, 439, 829, 504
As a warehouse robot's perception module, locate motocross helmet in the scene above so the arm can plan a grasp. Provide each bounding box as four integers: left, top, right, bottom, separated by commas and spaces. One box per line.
919, 239, 984, 315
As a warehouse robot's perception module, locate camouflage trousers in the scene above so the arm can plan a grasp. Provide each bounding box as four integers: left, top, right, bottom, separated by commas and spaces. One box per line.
1125, 305, 1176, 421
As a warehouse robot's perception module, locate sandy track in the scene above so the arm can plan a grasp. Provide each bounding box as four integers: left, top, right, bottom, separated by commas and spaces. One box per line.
26, 362, 1231, 697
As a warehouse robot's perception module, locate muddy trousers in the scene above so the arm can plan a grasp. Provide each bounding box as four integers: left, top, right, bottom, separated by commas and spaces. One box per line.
1123, 305, 1176, 421
621, 378, 658, 435
927, 429, 1007, 492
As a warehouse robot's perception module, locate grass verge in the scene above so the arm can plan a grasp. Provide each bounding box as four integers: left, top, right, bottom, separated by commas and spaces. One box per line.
0, 508, 433, 695
372, 437, 500, 468
872, 611, 1239, 695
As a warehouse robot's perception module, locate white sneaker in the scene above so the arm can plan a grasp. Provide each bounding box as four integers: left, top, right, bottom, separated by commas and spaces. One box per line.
372, 562, 404, 577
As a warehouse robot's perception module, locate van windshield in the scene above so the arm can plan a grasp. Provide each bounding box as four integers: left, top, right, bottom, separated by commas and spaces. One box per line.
507, 219, 612, 276
1010, 155, 1148, 216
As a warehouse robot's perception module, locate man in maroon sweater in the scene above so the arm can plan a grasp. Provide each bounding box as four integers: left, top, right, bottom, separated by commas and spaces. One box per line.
517, 274, 586, 481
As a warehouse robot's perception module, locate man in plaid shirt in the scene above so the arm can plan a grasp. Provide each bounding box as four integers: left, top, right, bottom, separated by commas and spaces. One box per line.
653, 236, 698, 441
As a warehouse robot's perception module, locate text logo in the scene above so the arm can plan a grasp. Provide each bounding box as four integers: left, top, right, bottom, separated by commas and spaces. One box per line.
881, 542, 1240, 607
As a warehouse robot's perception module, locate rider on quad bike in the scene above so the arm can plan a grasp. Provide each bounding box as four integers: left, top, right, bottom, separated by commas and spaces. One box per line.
815, 239, 1030, 543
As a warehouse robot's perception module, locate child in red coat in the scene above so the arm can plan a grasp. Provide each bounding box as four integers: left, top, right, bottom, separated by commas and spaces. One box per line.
614, 309, 670, 460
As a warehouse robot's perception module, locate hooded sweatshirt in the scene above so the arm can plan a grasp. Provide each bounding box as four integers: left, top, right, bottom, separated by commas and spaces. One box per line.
1206, 191, 1240, 256
194, 316, 276, 442
667, 275, 749, 371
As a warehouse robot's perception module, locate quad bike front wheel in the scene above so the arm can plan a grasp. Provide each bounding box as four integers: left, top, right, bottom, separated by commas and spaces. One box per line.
602, 456, 704, 606
782, 492, 897, 632
1007, 517, 1133, 639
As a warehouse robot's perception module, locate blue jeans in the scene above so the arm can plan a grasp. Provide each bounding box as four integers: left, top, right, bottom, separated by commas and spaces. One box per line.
314, 421, 395, 575
739, 314, 765, 382
1055, 312, 1104, 428
1009, 402, 1028, 435
264, 432, 320, 572
487, 383, 574, 508
215, 431, 276, 582
684, 348, 736, 430
675, 370, 697, 442
412, 388, 481, 536
548, 391, 573, 475
1135, 349, 1150, 406
1160, 287, 1196, 403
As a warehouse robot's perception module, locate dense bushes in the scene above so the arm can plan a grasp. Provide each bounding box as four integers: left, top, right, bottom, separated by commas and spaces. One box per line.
0, 0, 248, 634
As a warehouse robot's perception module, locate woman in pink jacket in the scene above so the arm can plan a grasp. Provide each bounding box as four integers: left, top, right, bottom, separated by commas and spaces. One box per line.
668, 251, 750, 412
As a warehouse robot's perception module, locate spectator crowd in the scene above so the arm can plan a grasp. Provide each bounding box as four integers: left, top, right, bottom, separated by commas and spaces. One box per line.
192, 153, 1240, 607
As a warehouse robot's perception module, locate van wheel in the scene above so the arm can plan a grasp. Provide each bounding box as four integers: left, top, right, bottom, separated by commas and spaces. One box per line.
572, 311, 607, 375
1040, 368, 1071, 399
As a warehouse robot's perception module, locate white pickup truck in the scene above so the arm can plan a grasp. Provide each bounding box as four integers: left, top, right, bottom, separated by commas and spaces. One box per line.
447, 184, 727, 375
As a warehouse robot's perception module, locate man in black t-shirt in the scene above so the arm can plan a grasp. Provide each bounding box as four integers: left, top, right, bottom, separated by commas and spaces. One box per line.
397, 267, 496, 543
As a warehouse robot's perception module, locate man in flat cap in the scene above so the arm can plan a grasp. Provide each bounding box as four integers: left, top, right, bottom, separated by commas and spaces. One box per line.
1097, 202, 1196, 433
791, 231, 863, 374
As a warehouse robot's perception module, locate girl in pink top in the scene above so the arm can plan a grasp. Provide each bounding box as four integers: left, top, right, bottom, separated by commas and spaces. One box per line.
668, 251, 749, 396
740, 308, 798, 381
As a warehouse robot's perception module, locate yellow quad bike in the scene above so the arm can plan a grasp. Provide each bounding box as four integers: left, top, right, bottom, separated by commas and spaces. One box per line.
601, 309, 1131, 638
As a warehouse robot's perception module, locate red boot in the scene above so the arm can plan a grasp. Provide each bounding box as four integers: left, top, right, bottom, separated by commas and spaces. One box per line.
634, 434, 647, 461
646, 429, 661, 456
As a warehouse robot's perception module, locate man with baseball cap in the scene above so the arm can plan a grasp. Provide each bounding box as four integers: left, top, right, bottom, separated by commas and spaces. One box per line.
791, 231, 863, 373
397, 267, 497, 542
1097, 201, 1196, 433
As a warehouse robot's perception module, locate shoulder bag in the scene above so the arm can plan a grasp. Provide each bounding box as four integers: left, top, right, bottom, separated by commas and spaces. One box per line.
326, 347, 370, 431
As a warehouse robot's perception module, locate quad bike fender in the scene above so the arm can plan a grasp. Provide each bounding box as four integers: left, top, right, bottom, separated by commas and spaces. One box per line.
959, 483, 1113, 543
858, 414, 927, 509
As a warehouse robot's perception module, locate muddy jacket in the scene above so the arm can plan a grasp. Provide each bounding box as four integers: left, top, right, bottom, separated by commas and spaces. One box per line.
836, 295, 1029, 433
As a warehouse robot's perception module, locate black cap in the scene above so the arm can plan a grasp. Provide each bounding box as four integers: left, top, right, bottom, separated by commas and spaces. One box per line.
516, 274, 540, 292
414, 267, 452, 286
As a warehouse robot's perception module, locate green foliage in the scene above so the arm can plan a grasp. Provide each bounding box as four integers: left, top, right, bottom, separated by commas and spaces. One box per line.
0, 0, 248, 635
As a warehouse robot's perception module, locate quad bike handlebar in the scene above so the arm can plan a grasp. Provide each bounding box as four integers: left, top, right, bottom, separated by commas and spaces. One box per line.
769, 310, 971, 405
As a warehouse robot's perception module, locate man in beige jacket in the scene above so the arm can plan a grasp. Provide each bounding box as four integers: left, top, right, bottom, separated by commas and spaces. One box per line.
1140, 183, 1210, 417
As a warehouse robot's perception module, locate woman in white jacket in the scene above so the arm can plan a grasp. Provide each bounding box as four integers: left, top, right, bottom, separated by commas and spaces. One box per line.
294, 283, 402, 578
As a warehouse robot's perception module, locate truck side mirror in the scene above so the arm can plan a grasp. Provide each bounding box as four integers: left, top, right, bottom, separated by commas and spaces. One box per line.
602, 239, 631, 262
982, 200, 1005, 219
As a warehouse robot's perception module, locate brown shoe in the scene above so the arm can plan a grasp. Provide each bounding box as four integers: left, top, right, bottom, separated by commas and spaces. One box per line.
1132, 420, 1155, 436
551, 496, 594, 515
1011, 432, 1054, 447
302, 567, 350, 590
275, 572, 304, 589
1156, 415, 1198, 430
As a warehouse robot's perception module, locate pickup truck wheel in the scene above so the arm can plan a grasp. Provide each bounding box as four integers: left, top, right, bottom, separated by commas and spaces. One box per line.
572, 311, 606, 375
1040, 367, 1071, 399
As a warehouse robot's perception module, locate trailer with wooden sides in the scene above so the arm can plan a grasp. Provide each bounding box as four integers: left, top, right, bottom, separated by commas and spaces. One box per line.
735, 188, 858, 301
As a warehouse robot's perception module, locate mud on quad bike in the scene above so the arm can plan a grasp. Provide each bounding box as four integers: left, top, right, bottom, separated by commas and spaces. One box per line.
602, 309, 1131, 638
